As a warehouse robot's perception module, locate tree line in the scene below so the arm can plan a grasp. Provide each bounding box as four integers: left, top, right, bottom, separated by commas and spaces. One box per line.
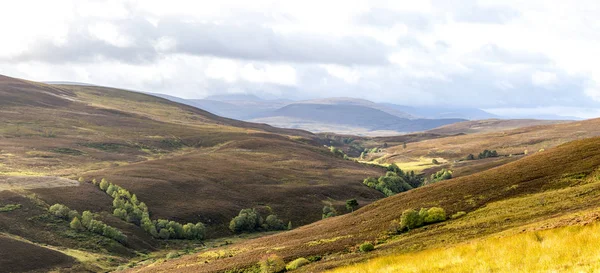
92, 178, 205, 240
49, 203, 127, 244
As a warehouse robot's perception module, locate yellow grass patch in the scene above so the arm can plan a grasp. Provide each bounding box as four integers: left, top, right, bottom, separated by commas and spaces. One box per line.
329, 222, 600, 273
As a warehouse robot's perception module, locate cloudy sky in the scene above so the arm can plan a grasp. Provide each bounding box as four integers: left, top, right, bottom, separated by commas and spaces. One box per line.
1, 0, 600, 118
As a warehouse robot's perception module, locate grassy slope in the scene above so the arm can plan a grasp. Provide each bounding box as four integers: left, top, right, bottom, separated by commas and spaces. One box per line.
134, 137, 600, 272
0, 75, 385, 269
380, 118, 600, 165
426, 118, 569, 135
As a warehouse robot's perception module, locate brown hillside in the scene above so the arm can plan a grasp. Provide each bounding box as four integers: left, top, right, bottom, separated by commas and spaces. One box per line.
426, 118, 569, 135
136, 137, 600, 272
0, 75, 384, 250
380, 118, 600, 165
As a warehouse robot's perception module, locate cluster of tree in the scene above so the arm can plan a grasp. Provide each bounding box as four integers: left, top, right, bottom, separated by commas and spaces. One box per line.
329, 146, 349, 160
229, 208, 288, 233
49, 204, 127, 244
363, 164, 424, 196
429, 169, 452, 183
322, 204, 338, 219
93, 178, 205, 240
346, 199, 359, 212
392, 207, 446, 233
360, 147, 381, 159
478, 149, 498, 159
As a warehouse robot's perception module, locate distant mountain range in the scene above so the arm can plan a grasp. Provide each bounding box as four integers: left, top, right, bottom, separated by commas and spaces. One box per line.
41, 82, 573, 135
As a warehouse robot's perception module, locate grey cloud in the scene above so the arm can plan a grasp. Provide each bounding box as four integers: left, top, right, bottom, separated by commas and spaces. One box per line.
158, 20, 390, 65
6, 17, 390, 66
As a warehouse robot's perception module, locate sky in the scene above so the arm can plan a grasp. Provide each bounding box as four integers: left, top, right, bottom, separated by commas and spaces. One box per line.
1, 0, 600, 118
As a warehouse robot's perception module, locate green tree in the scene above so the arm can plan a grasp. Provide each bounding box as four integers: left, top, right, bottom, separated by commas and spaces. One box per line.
229, 209, 263, 233
423, 207, 446, 224
346, 199, 359, 212
158, 228, 171, 239
264, 215, 285, 231
99, 178, 109, 191
322, 205, 337, 219
400, 209, 423, 231
81, 210, 94, 228
49, 204, 71, 219
287, 221, 293, 230
70, 217, 84, 231
113, 208, 128, 220
466, 154, 475, 160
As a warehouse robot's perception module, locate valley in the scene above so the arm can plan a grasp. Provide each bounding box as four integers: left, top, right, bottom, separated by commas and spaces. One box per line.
1, 74, 600, 272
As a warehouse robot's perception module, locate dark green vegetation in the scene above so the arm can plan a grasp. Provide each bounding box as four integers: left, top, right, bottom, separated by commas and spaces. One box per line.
229, 209, 286, 233
137, 136, 600, 272
363, 164, 424, 196
0, 204, 22, 212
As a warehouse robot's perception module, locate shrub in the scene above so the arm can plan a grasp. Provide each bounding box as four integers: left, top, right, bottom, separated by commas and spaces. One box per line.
99, 178, 109, 191
259, 254, 285, 273
285, 257, 310, 271
49, 204, 71, 219
400, 209, 423, 231
451, 211, 467, 219
478, 149, 498, 159
264, 215, 285, 231
346, 199, 359, 212
466, 154, 475, 160
322, 205, 337, 219
432, 159, 439, 164
81, 211, 93, 227
166, 252, 180, 260
70, 217, 84, 231
230, 209, 263, 233
359, 242, 375, 252
0, 204, 21, 212
430, 169, 452, 183
423, 207, 446, 224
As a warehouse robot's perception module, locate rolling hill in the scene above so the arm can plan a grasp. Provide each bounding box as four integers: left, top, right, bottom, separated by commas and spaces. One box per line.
0, 74, 387, 271
249, 103, 465, 136
132, 136, 600, 272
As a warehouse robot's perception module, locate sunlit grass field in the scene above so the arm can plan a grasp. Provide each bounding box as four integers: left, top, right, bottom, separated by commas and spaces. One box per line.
329, 222, 600, 273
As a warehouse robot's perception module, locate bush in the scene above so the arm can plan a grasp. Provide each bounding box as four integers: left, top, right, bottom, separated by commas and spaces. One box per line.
478, 149, 498, 159
400, 209, 423, 231
466, 154, 475, 160
264, 215, 285, 231
363, 166, 423, 196
322, 205, 337, 219
346, 199, 359, 212
359, 242, 375, 252
166, 252, 180, 260
99, 178, 109, 191
451, 211, 467, 219
285, 257, 310, 271
70, 217, 84, 231
423, 207, 446, 224
49, 204, 71, 219
259, 254, 285, 273
230, 209, 263, 233
432, 159, 439, 164
430, 169, 452, 183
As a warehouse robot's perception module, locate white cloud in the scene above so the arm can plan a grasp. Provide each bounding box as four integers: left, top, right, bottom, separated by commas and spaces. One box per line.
531, 71, 558, 87
0, 0, 599, 117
